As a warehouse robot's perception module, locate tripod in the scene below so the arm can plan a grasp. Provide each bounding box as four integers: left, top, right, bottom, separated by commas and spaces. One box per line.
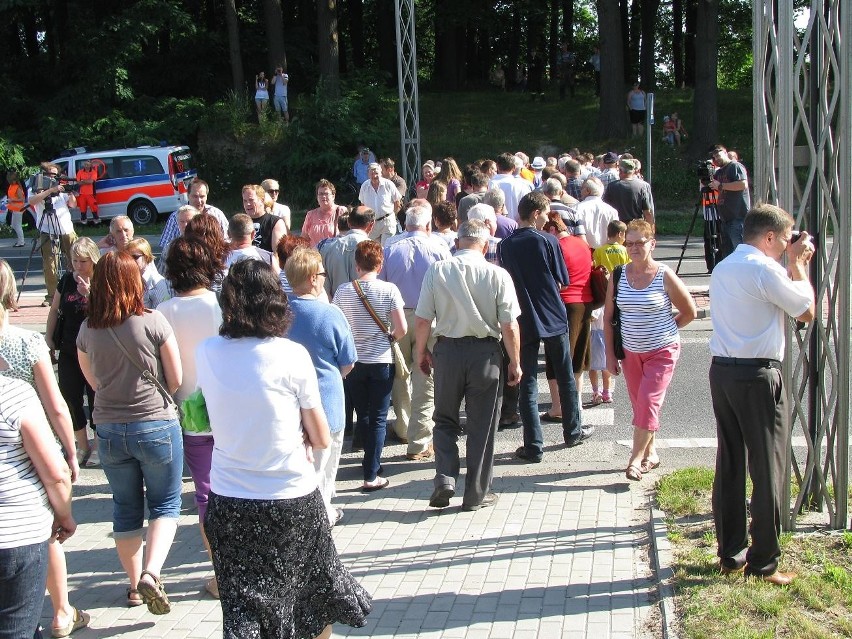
676, 185, 721, 275
17, 204, 68, 305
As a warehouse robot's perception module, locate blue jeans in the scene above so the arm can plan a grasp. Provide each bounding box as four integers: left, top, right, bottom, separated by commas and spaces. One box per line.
0, 540, 48, 639
345, 362, 394, 481
721, 217, 744, 259
519, 332, 582, 456
98, 419, 184, 536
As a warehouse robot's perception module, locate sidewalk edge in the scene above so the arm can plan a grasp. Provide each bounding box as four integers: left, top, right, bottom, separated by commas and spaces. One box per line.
650, 506, 679, 639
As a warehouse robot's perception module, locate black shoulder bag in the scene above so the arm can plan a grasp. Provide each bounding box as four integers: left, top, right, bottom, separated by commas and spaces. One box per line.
611, 265, 626, 360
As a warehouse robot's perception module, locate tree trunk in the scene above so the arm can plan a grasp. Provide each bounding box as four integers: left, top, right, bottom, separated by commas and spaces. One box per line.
639, 0, 659, 91
672, 0, 684, 87
562, 0, 574, 47
690, 0, 719, 158
349, 0, 364, 68
618, 0, 630, 83
377, 0, 396, 83
507, 8, 522, 90
263, 0, 287, 72
317, 0, 340, 97
628, 0, 640, 82
596, 0, 628, 138
549, 0, 559, 77
224, 0, 244, 92
684, 0, 697, 87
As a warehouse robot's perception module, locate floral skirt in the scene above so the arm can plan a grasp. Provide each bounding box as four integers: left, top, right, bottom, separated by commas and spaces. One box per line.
205, 489, 372, 639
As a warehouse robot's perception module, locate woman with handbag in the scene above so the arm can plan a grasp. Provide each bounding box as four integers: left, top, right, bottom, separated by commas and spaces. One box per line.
603, 220, 696, 481
45, 239, 99, 467
76, 251, 183, 614
332, 240, 406, 492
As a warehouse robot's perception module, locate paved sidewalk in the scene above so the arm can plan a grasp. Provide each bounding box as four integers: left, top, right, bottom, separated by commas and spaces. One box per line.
44, 455, 658, 639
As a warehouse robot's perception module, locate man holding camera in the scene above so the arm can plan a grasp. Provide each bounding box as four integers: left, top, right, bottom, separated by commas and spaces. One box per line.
709, 144, 750, 260
28, 163, 78, 306
271, 66, 289, 122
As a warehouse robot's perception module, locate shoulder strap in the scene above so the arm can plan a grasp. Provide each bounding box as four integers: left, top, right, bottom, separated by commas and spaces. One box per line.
351, 280, 392, 341
612, 265, 624, 307
106, 326, 176, 407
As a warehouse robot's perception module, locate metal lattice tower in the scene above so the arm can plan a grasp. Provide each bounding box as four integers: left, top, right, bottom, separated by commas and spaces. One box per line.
753, 0, 851, 529
394, 0, 421, 196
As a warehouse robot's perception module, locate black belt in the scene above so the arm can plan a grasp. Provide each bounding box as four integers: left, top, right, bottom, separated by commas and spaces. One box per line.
375, 213, 392, 222
437, 336, 499, 343
712, 356, 781, 370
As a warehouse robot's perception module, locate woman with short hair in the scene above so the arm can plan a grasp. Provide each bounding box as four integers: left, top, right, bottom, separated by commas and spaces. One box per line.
285, 248, 356, 525
196, 259, 372, 638
301, 179, 347, 248
332, 241, 406, 492
77, 251, 183, 613
126, 238, 171, 308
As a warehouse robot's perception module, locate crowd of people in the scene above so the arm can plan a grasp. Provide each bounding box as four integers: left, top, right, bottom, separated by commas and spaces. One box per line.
0, 142, 813, 637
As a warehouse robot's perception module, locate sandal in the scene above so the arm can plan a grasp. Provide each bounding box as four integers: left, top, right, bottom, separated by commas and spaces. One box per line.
640, 458, 661, 473
51, 607, 90, 638
362, 477, 390, 492
127, 588, 144, 607
136, 570, 171, 615
625, 464, 643, 482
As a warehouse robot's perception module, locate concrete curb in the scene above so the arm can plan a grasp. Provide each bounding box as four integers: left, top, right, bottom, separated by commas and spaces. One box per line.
650, 507, 679, 639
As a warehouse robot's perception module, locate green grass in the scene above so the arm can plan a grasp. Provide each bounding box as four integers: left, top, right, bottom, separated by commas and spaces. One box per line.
658, 468, 852, 639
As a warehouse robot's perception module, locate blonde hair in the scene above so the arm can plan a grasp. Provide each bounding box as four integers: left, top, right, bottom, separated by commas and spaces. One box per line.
70, 237, 101, 264
284, 247, 323, 292
126, 238, 154, 265
0, 259, 19, 314
242, 184, 273, 214
626, 219, 654, 238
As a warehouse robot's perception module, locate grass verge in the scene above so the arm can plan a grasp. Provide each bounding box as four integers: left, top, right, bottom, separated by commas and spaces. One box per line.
656, 468, 852, 639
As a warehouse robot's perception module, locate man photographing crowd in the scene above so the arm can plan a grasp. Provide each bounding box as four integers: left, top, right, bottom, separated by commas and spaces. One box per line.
709, 144, 750, 259
28, 162, 78, 306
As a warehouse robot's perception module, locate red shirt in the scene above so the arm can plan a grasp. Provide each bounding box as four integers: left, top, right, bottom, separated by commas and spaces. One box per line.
557, 235, 593, 304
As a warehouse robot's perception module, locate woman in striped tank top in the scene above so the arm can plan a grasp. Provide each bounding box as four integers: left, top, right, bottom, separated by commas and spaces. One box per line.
603, 220, 697, 481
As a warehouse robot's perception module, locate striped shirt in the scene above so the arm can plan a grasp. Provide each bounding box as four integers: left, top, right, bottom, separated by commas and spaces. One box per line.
333, 279, 404, 364
0, 377, 53, 549
616, 265, 679, 353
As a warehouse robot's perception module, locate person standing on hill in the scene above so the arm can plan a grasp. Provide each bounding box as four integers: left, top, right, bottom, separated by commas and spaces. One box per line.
271, 66, 289, 122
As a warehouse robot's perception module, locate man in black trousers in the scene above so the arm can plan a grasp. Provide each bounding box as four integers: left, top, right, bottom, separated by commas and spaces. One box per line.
708, 203, 815, 586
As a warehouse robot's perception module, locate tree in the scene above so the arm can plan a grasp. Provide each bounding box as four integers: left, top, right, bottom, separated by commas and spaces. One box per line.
225, 0, 244, 92
595, 0, 628, 138
263, 0, 288, 72
690, 0, 719, 158
317, 0, 341, 97
672, 0, 684, 87
639, 0, 660, 91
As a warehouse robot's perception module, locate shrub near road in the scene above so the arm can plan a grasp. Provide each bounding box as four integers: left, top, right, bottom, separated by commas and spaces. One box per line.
656, 468, 852, 639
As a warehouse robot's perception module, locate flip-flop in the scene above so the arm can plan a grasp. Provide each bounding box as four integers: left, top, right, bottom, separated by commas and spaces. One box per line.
640, 458, 661, 473
625, 464, 643, 481
362, 477, 390, 492
137, 570, 171, 615
51, 607, 90, 638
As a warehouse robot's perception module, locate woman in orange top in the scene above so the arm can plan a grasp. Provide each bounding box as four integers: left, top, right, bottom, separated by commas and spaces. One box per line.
6, 171, 26, 247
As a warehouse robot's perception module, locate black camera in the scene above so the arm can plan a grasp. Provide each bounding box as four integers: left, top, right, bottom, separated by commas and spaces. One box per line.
696, 160, 715, 183
32, 173, 81, 195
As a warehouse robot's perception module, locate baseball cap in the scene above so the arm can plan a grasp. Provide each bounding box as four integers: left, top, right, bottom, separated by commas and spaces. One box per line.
603, 152, 619, 164
619, 158, 638, 172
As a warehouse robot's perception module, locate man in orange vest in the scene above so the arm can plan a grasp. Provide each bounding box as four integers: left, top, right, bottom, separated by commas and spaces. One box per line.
75, 159, 100, 225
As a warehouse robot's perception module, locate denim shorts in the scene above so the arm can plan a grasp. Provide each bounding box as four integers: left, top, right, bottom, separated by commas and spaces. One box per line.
97, 419, 184, 537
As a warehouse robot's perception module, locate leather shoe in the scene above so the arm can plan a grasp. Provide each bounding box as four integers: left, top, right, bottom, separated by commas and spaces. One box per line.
498, 414, 521, 430
565, 427, 594, 448
515, 446, 542, 463
748, 570, 796, 586
462, 492, 499, 512
406, 444, 434, 461
429, 485, 455, 508
719, 562, 744, 576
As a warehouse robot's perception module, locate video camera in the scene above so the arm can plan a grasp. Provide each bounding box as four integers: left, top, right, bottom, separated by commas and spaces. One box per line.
695, 159, 716, 185
32, 172, 81, 196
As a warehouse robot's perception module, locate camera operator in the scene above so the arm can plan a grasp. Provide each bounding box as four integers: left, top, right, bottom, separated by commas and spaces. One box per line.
28, 163, 78, 307
709, 145, 751, 260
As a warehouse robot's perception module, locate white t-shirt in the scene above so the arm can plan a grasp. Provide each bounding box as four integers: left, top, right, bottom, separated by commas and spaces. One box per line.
34, 194, 74, 235
195, 336, 322, 500
156, 291, 222, 406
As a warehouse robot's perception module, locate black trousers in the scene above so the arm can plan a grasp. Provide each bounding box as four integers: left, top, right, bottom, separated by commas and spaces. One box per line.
709, 361, 787, 576
58, 349, 95, 432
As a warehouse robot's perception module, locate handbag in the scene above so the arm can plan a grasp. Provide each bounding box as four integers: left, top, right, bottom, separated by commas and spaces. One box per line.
50, 275, 68, 350
106, 326, 181, 417
351, 279, 410, 381
589, 264, 609, 310
611, 265, 626, 360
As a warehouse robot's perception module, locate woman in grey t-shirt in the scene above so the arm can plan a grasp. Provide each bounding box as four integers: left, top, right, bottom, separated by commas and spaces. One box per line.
77, 251, 183, 614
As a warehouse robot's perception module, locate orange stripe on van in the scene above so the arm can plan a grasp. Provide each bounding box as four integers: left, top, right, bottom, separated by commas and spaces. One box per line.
96, 184, 176, 205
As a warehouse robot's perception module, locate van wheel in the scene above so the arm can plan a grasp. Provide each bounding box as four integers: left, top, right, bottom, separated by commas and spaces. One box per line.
128, 200, 157, 226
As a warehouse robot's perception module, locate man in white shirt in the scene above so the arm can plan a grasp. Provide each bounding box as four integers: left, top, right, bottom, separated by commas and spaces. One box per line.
575, 177, 618, 248
28, 163, 78, 305
489, 152, 533, 221
359, 163, 401, 246
709, 203, 815, 586
159, 178, 228, 251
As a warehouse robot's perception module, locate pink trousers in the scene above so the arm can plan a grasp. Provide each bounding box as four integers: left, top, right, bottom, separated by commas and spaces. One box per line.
621, 342, 681, 432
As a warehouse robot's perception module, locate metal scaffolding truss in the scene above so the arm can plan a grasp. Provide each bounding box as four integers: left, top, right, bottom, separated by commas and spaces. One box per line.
753, 0, 851, 529
394, 0, 422, 196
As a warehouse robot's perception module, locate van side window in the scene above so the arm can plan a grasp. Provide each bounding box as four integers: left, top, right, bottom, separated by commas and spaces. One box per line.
119, 156, 163, 177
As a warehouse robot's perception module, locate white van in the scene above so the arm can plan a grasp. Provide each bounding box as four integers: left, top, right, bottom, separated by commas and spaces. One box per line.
50, 144, 197, 225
